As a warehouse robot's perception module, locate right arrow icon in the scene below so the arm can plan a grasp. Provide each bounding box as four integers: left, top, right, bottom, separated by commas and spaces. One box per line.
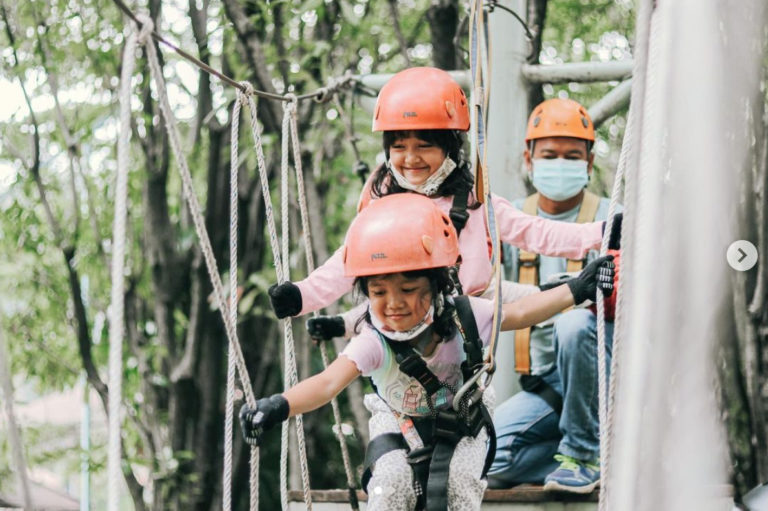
737, 248, 748, 263
727, 240, 758, 271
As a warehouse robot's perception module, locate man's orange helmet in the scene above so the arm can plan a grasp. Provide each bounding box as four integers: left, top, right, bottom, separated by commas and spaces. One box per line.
525, 98, 595, 143
372, 67, 470, 132
343, 194, 459, 277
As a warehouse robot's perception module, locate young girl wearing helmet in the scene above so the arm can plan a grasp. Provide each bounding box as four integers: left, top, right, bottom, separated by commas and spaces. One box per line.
241, 194, 614, 510
268, 67, 620, 334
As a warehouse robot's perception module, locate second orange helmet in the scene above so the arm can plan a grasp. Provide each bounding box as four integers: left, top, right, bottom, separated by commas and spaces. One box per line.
525, 98, 595, 143
372, 67, 470, 132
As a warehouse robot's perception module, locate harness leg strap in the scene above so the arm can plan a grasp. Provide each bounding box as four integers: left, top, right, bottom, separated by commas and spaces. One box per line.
361, 433, 409, 492
426, 438, 458, 511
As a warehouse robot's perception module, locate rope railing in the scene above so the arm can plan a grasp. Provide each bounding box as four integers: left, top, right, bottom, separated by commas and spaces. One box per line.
110, 0, 355, 103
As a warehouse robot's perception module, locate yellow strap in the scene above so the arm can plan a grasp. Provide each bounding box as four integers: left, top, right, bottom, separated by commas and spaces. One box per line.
514, 191, 601, 374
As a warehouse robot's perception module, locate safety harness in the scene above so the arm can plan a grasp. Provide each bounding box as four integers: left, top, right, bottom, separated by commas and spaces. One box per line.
515, 191, 600, 414
361, 296, 495, 511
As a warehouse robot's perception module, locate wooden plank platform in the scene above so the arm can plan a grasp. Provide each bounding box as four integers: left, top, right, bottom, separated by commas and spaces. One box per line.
288, 486, 598, 510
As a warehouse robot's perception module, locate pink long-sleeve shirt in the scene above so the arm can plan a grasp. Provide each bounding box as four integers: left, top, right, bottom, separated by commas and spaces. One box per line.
296, 193, 603, 315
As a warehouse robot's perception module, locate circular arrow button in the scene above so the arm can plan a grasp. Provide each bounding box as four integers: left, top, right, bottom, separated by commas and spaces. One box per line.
727, 240, 758, 271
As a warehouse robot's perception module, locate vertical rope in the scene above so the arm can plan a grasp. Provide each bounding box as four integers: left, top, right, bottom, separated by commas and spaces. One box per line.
139, 17, 256, 407
222, 95, 243, 511
138, 18, 264, 509
279, 99, 292, 511
603, 0, 655, 507
0, 325, 33, 510
242, 91, 312, 510
287, 99, 358, 509
107, 22, 141, 511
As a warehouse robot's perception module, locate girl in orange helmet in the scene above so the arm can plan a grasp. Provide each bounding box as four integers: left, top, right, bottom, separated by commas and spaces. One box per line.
241, 194, 614, 511
268, 67, 621, 336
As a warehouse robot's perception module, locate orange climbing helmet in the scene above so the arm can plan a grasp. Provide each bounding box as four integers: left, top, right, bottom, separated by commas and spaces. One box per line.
372, 67, 470, 132
343, 194, 459, 277
525, 98, 595, 142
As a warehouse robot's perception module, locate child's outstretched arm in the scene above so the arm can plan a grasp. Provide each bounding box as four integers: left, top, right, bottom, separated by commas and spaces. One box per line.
501, 255, 614, 331
493, 195, 623, 258
284, 356, 361, 416
239, 356, 360, 445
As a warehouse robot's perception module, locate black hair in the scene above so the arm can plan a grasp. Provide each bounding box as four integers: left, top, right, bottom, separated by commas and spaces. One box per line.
370, 129, 480, 211
353, 267, 457, 341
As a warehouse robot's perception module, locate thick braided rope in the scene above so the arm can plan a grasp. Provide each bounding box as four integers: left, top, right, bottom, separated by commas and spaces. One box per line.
0, 326, 33, 509
595, 91, 634, 509
286, 100, 358, 507
142, 26, 264, 508
279, 97, 292, 511
603, 1, 654, 508
107, 22, 141, 511
598, 88, 638, 507
243, 92, 312, 510
281, 97, 313, 511
139, 15, 258, 409
222, 94, 243, 511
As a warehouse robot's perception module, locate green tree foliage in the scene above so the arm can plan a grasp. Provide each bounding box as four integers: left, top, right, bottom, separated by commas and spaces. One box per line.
0, 1, 637, 509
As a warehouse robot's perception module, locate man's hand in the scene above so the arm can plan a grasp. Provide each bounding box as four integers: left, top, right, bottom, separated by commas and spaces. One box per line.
238, 394, 290, 446
567, 255, 615, 305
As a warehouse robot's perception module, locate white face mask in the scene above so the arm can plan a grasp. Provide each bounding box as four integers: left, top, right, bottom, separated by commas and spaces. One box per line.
388, 157, 457, 196
369, 304, 435, 342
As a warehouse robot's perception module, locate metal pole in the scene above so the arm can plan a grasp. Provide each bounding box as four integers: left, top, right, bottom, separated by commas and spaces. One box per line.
522, 60, 633, 84
80, 374, 91, 511
486, 0, 529, 403
0, 325, 33, 510
589, 79, 633, 128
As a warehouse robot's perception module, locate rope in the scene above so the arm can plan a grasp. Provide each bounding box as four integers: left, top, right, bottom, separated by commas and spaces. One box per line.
110, 0, 354, 103
242, 90, 312, 510
222, 93, 243, 511
0, 325, 33, 510
597, 84, 638, 509
601, 0, 654, 507
287, 98, 359, 509
469, 0, 503, 379
107, 21, 142, 511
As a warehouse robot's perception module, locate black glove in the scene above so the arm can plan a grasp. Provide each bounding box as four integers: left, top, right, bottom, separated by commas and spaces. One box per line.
602, 212, 623, 250
238, 394, 290, 446
566, 255, 615, 304
307, 315, 346, 342
268, 281, 302, 319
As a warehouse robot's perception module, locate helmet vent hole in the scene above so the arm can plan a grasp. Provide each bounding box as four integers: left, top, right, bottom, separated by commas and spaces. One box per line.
443, 229, 450, 238
533, 117, 541, 127
581, 117, 589, 128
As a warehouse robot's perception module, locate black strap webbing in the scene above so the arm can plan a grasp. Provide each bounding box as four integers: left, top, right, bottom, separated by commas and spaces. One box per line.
519, 374, 563, 415
383, 338, 443, 396
361, 433, 409, 492
426, 438, 457, 511
449, 188, 470, 236
453, 296, 483, 376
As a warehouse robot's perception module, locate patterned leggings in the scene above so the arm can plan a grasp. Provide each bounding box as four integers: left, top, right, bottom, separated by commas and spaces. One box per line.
363, 389, 495, 511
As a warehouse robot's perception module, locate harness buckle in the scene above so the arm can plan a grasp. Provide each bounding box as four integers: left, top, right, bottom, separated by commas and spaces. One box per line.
406, 445, 434, 465
449, 208, 470, 228
434, 409, 463, 444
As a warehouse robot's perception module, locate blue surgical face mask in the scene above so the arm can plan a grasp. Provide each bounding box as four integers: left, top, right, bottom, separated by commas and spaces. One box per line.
531, 158, 589, 201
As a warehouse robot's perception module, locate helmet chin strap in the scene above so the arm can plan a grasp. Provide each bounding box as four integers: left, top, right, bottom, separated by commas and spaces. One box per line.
387, 157, 457, 196
370, 304, 435, 342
